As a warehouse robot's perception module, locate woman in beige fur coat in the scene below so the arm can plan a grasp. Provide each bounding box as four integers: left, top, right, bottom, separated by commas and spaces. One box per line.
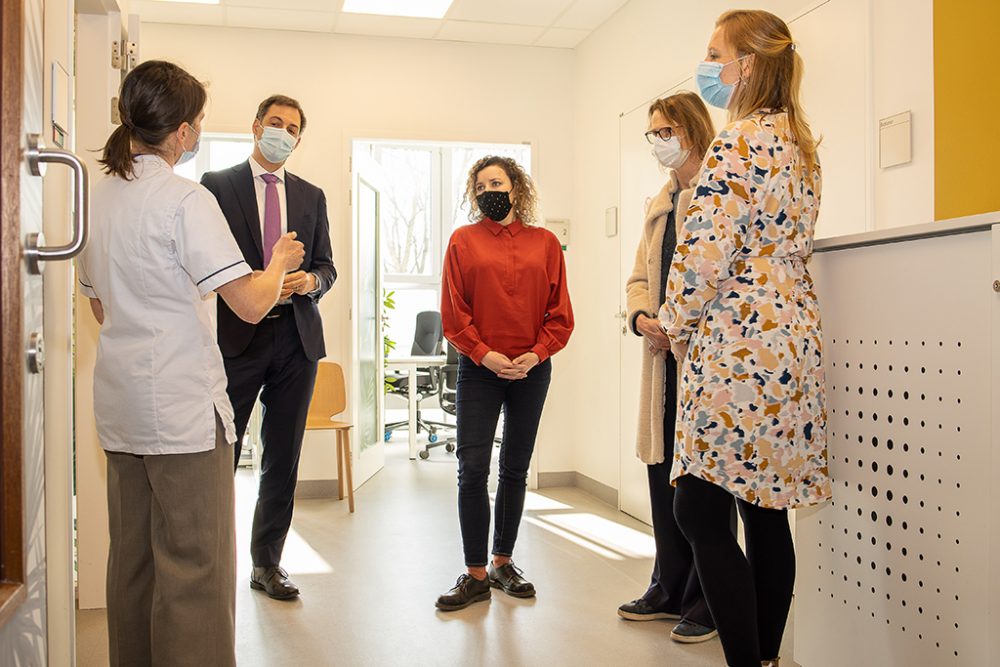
617, 91, 722, 644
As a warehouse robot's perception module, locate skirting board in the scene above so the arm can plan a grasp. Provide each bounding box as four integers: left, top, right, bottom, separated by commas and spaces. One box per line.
537, 471, 618, 508
295, 479, 339, 499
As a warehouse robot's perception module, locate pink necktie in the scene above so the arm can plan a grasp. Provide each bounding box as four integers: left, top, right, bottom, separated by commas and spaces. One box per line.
261, 173, 281, 265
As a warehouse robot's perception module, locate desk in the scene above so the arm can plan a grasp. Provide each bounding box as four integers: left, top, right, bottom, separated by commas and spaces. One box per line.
385, 355, 447, 460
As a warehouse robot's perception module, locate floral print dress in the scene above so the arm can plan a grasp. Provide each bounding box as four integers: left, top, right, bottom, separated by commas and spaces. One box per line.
659, 111, 830, 510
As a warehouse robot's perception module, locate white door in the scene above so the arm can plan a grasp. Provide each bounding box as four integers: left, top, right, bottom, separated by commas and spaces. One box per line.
617, 105, 666, 525
350, 147, 387, 485
0, 0, 89, 662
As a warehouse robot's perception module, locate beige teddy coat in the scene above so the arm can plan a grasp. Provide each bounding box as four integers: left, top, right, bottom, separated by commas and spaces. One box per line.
624, 169, 695, 465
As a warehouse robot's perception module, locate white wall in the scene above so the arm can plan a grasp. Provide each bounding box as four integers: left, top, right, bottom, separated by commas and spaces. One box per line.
140, 24, 579, 477
568, 0, 935, 492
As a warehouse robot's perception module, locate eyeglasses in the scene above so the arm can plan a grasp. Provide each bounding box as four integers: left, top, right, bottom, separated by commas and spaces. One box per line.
644, 126, 680, 144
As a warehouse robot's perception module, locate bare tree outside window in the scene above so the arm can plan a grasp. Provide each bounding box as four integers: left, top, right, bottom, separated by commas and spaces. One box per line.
374, 146, 433, 277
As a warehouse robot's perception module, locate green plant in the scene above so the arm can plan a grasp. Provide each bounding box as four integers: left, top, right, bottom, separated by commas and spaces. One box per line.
383, 289, 397, 393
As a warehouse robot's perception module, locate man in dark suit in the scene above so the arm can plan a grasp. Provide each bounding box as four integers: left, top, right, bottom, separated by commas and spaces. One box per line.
201, 94, 336, 600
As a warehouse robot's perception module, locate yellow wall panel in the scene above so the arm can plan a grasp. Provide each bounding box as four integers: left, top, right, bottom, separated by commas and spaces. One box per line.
934, 0, 1000, 220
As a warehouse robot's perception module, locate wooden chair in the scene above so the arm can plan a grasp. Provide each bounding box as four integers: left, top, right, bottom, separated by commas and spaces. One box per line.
305, 362, 355, 512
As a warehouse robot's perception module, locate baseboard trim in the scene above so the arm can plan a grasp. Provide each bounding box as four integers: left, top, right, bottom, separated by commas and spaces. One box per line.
295, 479, 339, 499
537, 471, 618, 508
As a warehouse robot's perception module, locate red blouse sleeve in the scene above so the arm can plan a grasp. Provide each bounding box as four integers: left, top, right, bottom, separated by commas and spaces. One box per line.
441, 235, 490, 364
531, 235, 574, 362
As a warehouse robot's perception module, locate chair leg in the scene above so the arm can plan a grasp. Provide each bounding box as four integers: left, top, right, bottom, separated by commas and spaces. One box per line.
344, 429, 355, 513
336, 431, 345, 501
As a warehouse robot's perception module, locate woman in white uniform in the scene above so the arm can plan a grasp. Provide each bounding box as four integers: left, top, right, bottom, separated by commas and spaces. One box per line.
77, 60, 304, 667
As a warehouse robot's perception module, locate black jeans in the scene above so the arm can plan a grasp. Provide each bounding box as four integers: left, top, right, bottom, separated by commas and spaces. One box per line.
455, 355, 552, 567
674, 474, 795, 667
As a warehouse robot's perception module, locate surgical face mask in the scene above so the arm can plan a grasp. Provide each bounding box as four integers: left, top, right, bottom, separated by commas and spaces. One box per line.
696, 55, 749, 109
651, 136, 689, 170
257, 125, 297, 164
476, 190, 513, 222
176, 125, 200, 165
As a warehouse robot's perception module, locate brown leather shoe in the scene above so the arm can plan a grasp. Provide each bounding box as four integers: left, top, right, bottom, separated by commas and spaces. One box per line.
251, 566, 300, 600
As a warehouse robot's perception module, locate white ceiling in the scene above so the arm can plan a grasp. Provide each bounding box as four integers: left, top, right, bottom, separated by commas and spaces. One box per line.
132, 0, 631, 49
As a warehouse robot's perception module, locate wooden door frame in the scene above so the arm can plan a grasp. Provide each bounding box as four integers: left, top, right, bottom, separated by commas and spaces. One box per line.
0, 0, 28, 628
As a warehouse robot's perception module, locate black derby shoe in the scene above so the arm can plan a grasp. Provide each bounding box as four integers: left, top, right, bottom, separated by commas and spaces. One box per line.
436, 574, 491, 611
251, 566, 300, 600
487, 562, 535, 598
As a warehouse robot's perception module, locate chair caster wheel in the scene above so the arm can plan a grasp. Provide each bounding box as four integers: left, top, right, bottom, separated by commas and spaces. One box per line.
446, 443, 456, 453
384, 432, 392, 442
418, 449, 430, 460
428, 433, 438, 443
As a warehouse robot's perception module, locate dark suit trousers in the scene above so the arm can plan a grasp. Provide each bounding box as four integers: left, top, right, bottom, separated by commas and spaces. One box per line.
226, 311, 318, 567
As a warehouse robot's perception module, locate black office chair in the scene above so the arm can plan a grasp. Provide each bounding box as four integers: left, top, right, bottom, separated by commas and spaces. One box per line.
419, 344, 501, 459
385, 311, 447, 442
420, 343, 459, 459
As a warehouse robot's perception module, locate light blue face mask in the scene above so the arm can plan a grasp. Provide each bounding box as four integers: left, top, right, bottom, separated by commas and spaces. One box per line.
257, 126, 297, 164
696, 56, 749, 110
176, 125, 200, 165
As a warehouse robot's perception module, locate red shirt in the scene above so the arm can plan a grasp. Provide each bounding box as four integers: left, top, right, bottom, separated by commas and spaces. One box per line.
441, 219, 574, 365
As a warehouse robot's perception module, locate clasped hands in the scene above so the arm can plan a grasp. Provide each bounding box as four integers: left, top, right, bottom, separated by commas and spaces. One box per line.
636, 314, 688, 363
481, 351, 540, 380
270, 233, 316, 300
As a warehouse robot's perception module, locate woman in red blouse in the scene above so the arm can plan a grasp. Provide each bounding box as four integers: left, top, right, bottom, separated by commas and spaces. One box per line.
435, 156, 574, 611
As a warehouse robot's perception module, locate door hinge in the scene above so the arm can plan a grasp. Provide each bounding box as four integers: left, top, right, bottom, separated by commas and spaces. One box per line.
112, 40, 137, 71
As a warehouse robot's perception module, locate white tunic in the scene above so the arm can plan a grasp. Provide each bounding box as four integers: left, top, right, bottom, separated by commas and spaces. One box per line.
78, 154, 251, 455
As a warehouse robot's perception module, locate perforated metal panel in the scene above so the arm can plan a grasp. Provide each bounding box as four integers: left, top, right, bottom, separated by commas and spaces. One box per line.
795, 225, 1000, 667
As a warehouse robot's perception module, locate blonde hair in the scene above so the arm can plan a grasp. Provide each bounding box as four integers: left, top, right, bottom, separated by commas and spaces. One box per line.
648, 91, 716, 164
717, 9, 819, 174
464, 156, 539, 225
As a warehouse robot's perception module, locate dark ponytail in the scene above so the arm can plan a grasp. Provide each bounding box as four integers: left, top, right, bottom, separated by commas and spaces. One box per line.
99, 60, 207, 180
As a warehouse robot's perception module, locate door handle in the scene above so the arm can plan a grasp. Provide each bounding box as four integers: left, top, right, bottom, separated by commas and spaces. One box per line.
23, 134, 89, 274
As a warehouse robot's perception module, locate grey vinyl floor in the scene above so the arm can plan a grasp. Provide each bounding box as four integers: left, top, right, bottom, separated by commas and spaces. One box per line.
76, 435, 799, 667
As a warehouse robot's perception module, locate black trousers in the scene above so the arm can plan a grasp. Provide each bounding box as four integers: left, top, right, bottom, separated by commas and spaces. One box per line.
674, 474, 795, 667
225, 311, 318, 568
455, 355, 551, 567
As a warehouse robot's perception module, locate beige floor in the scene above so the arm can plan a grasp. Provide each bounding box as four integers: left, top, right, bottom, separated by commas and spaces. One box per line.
77, 437, 799, 667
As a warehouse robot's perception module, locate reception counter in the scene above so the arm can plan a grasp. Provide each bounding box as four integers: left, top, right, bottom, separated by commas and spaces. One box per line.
794, 211, 1000, 666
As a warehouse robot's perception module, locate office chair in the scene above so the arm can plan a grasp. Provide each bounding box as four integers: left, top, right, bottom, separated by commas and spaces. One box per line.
419, 344, 501, 460
385, 310, 447, 442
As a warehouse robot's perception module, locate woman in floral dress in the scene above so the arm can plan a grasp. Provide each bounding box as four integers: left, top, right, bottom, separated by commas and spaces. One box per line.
659, 9, 828, 667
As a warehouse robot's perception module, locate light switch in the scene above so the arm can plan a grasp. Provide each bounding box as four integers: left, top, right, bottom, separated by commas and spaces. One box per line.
879, 111, 911, 169
605, 206, 618, 237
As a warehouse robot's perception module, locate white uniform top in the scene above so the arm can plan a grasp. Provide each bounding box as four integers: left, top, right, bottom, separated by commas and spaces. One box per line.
78, 154, 251, 455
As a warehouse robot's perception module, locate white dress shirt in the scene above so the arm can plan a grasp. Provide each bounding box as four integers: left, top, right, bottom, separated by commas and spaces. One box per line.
249, 155, 288, 238
78, 155, 251, 455
248, 156, 317, 300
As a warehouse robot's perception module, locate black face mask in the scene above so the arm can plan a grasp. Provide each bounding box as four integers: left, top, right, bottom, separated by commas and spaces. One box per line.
476, 190, 513, 222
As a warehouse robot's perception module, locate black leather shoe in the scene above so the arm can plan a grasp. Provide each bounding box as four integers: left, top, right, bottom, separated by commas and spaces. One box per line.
487, 562, 535, 598
617, 597, 681, 621
436, 574, 491, 611
251, 566, 300, 600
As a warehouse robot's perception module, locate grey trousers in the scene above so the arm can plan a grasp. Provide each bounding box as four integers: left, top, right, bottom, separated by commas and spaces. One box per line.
105, 418, 236, 667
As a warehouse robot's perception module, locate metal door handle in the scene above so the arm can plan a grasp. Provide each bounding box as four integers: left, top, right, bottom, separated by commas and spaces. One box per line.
23, 134, 89, 274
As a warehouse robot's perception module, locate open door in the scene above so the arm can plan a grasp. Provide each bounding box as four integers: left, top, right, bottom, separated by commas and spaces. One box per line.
1, 0, 91, 662
350, 146, 387, 485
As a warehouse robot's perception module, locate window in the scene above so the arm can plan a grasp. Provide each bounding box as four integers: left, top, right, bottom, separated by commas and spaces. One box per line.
174, 133, 254, 182
358, 140, 531, 351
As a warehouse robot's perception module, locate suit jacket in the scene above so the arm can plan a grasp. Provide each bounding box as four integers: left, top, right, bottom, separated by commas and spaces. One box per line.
201, 161, 337, 362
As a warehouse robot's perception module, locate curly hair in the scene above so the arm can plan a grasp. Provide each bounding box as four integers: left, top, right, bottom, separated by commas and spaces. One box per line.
463, 155, 538, 225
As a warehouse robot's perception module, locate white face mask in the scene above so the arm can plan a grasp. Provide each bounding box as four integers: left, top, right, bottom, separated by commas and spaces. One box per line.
257, 125, 297, 164
651, 135, 689, 170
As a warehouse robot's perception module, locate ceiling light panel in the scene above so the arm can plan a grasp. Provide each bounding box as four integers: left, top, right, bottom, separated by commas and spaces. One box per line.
342, 0, 454, 19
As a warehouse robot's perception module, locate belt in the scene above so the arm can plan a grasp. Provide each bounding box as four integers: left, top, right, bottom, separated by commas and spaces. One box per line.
264, 304, 294, 320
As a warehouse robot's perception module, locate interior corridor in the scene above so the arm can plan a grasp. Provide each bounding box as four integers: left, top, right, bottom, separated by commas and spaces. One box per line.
76, 437, 797, 666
